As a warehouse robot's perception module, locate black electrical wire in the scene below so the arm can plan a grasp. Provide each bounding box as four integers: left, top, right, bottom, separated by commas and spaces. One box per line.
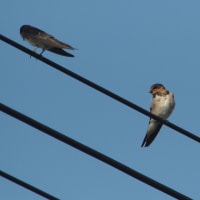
0, 34, 199, 144
0, 103, 193, 200
0, 170, 59, 200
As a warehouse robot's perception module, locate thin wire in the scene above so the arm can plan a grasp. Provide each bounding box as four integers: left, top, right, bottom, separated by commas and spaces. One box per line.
0, 34, 199, 143
0, 170, 59, 200
0, 103, 193, 200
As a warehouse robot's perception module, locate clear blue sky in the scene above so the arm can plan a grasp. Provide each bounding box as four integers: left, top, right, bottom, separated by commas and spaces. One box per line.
1, 1, 199, 199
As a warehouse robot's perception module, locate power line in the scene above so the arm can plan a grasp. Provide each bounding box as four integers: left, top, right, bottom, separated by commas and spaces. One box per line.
0, 170, 59, 200
0, 103, 193, 200
0, 34, 199, 144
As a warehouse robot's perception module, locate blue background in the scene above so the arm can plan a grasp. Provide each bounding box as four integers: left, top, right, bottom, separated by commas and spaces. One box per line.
1, 1, 199, 199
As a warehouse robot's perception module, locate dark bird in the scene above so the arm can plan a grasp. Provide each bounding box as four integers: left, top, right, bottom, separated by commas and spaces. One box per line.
20, 25, 75, 57
141, 83, 175, 147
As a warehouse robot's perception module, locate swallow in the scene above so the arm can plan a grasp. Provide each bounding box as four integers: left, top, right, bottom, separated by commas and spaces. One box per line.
20, 25, 75, 57
141, 83, 175, 147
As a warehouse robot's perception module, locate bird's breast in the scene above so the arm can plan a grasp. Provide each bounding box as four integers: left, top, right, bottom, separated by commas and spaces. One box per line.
155, 94, 175, 119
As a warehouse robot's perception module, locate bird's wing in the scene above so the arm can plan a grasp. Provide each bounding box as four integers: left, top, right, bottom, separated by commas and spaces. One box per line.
47, 47, 74, 57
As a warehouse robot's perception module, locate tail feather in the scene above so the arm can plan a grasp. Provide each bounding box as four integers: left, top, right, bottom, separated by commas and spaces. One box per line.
141, 122, 163, 147
48, 47, 74, 57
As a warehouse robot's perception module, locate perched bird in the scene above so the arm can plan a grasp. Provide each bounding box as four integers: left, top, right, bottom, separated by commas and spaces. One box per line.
141, 83, 175, 147
20, 25, 75, 57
